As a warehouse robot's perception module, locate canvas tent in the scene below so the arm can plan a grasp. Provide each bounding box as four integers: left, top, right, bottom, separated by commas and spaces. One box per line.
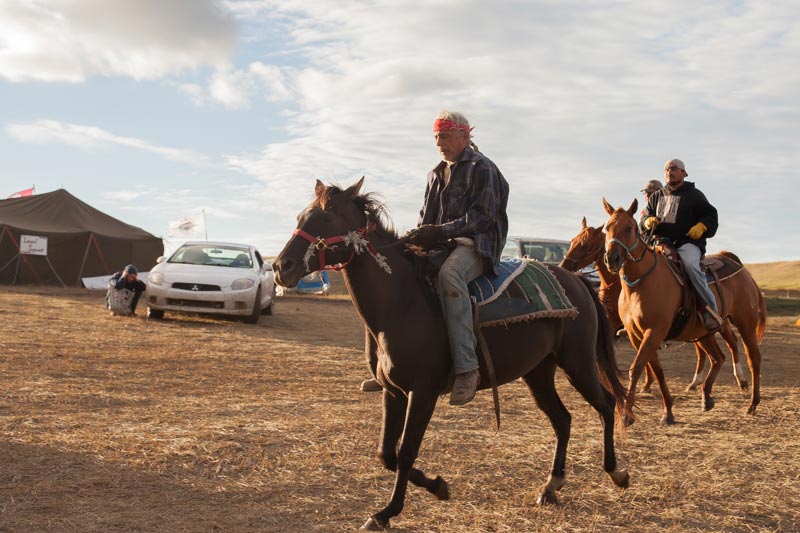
0, 189, 162, 286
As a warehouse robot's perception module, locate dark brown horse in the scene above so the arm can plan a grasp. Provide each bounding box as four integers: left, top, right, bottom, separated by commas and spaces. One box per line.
273, 179, 631, 530
560, 216, 749, 393
601, 198, 766, 424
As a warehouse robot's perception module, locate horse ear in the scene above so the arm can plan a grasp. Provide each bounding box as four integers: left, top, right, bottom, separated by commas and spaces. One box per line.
602, 197, 615, 216
581, 216, 587, 229
314, 179, 326, 197
628, 198, 638, 216
347, 176, 365, 198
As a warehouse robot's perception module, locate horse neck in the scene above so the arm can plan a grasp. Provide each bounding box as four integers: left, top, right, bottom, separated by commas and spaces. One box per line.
617, 238, 660, 291
340, 234, 430, 332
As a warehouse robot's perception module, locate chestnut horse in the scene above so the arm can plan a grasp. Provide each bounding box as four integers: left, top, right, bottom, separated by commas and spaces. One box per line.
273, 179, 631, 530
601, 198, 765, 424
560, 216, 749, 393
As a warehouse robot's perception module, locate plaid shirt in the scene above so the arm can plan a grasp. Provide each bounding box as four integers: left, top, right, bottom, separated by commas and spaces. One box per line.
418, 146, 509, 274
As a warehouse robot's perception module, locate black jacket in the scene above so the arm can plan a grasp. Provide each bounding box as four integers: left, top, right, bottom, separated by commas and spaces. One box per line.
641, 181, 718, 255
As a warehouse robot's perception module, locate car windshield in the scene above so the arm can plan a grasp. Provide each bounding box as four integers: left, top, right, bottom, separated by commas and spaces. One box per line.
169, 245, 252, 268
520, 242, 569, 263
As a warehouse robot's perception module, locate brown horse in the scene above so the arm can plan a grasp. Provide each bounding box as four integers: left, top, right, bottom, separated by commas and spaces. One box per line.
601, 198, 766, 424
273, 178, 632, 530
560, 216, 749, 393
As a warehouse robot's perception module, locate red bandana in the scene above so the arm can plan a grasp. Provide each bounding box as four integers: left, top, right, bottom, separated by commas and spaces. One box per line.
433, 118, 473, 134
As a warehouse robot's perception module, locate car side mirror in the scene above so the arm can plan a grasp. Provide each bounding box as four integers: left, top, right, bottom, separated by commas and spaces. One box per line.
156, 256, 166, 264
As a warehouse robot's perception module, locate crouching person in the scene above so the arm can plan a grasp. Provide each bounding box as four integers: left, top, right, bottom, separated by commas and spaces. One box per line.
106, 264, 146, 316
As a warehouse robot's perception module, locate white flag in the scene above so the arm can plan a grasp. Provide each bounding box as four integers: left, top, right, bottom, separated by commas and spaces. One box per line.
167, 213, 206, 238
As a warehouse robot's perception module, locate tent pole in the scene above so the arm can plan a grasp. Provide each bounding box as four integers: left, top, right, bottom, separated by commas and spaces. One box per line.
45, 255, 67, 288
2, 226, 43, 285
76, 233, 94, 286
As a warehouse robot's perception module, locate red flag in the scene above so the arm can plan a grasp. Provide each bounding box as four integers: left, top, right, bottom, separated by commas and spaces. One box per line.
7, 187, 35, 199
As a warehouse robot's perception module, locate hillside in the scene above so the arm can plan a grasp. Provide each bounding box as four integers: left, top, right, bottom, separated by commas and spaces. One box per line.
744, 260, 800, 291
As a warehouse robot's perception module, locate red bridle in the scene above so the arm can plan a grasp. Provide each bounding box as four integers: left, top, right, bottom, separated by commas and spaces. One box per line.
292, 220, 380, 272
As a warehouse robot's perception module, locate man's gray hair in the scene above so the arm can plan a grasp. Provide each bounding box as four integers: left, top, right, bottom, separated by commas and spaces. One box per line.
436, 110, 472, 139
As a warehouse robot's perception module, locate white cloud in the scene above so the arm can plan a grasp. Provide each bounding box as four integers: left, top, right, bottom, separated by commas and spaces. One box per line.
7, 120, 210, 166
220, 1, 799, 261
0, 0, 234, 82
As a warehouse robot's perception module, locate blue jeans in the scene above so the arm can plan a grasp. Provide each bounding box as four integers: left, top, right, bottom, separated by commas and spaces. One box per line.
437, 243, 485, 374
677, 243, 718, 313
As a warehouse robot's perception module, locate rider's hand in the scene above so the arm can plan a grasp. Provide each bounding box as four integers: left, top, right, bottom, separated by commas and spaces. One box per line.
687, 222, 707, 240
405, 224, 445, 249
643, 216, 659, 231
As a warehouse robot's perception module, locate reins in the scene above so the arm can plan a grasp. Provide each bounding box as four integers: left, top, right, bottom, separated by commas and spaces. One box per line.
605, 223, 658, 287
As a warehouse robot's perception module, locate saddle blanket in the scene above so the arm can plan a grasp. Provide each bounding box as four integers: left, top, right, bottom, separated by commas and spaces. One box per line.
468, 258, 578, 327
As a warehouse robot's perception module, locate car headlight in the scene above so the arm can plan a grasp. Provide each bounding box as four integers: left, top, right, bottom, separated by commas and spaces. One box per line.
231, 278, 255, 291
149, 272, 164, 285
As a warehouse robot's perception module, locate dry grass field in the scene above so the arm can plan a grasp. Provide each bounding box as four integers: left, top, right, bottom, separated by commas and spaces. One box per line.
1, 286, 799, 532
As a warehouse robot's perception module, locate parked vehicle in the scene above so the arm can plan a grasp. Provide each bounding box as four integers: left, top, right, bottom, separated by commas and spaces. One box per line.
145, 241, 275, 323
502, 236, 601, 288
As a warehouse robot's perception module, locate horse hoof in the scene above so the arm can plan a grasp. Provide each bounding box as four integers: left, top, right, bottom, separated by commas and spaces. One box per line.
623, 414, 635, 427
737, 380, 749, 392
660, 414, 675, 426
361, 516, 388, 531
640, 385, 652, 394
746, 404, 758, 416
433, 475, 450, 500
685, 384, 698, 393
609, 469, 629, 489
536, 490, 558, 505
702, 397, 715, 412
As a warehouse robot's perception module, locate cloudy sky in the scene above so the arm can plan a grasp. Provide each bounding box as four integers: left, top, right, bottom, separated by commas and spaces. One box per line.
1, 0, 797, 262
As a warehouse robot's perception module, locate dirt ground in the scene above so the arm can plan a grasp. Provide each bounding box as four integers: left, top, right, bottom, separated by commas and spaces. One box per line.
0, 286, 799, 532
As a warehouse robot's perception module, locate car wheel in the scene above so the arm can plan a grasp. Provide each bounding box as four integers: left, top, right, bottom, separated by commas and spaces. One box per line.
261, 287, 276, 315
244, 287, 261, 324
147, 307, 164, 319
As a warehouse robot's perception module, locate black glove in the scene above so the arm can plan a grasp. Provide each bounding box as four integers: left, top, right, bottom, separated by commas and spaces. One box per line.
405, 224, 445, 249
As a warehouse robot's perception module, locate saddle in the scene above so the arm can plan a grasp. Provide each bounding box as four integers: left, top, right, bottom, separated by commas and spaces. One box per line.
653, 240, 744, 339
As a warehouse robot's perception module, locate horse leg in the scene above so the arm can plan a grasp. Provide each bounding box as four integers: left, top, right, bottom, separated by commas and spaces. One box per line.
626, 332, 663, 424
696, 336, 725, 412
557, 352, 629, 489
719, 321, 747, 390
737, 326, 762, 415
645, 355, 675, 425
686, 343, 707, 392
376, 390, 449, 499
521, 359, 571, 505
362, 389, 439, 531
641, 363, 655, 394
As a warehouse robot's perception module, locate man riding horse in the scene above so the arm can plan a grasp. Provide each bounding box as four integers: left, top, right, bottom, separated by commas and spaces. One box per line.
403, 110, 510, 405
641, 158, 723, 331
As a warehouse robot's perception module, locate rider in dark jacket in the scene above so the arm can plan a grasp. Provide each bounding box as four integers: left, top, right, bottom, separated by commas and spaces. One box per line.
641, 159, 721, 330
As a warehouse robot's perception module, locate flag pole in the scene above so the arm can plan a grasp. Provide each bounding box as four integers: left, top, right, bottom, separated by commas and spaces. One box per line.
203, 209, 208, 240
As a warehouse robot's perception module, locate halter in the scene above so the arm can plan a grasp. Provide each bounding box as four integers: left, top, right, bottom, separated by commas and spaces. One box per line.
292, 213, 392, 275
604, 225, 657, 286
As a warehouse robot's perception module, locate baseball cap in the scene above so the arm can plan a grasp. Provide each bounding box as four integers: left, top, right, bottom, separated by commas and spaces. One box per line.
641, 179, 663, 193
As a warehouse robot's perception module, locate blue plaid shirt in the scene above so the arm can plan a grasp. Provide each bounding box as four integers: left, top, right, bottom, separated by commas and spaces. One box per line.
418, 146, 509, 274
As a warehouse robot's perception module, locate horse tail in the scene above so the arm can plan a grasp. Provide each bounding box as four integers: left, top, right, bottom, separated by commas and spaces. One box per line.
578, 276, 632, 424
755, 280, 767, 344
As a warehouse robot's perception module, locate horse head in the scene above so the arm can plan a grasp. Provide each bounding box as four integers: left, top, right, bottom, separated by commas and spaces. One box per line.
561, 216, 606, 272
274, 177, 390, 288
601, 198, 640, 273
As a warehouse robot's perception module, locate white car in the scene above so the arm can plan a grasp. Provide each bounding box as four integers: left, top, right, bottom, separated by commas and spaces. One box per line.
145, 241, 275, 323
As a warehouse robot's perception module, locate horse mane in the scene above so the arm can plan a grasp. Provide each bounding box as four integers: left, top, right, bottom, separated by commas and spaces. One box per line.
314, 184, 399, 241
716, 250, 743, 265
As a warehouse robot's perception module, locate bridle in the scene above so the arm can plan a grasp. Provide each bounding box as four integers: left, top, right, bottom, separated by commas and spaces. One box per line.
604, 220, 658, 287
291, 213, 392, 274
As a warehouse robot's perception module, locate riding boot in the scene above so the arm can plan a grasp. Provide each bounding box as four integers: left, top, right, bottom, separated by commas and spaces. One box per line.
702, 308, 723, 332
449, 369, 480, 405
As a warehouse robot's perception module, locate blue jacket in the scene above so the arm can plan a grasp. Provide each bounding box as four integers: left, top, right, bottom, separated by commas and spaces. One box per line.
418, 146, 509, 274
